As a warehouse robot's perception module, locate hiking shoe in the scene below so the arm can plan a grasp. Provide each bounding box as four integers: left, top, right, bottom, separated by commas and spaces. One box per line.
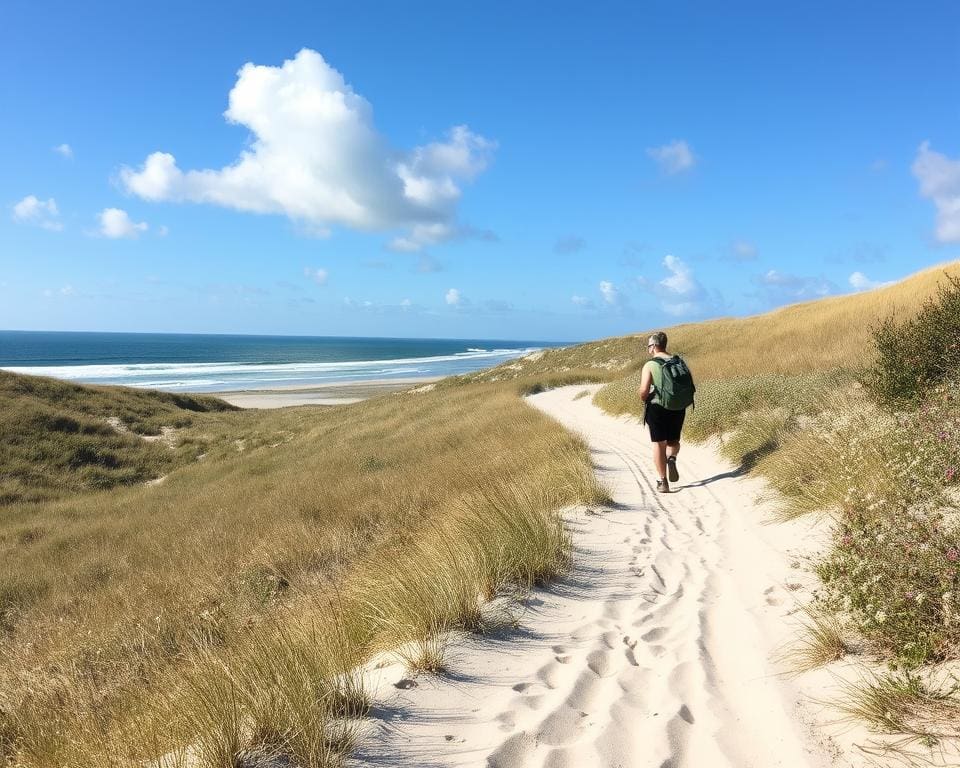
656, 478, 670, 493
666, 456, 679, 483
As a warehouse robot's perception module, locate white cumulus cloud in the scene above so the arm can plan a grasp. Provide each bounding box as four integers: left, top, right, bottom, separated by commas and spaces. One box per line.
120, 49, 496, 251
445, 288, 462, 306
657, 255, 704, 316
849, 271, 894, 291
98, 207, 148, 239
912, 141, 960, 243
647, 139, 696, 175
304, 267, 328, 285
12, 195, 62, 230
53, 143, 73, 158
637, 254, 716, 317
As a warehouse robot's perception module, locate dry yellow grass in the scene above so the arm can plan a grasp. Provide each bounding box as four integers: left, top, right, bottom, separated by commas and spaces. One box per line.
662, 260, 960, 380
0, 378, 608, 766
461, 260, 960, 385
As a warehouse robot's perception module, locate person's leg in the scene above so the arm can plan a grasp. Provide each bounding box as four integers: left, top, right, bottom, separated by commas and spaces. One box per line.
652, 440, 667, 480
665, 440, 680, 482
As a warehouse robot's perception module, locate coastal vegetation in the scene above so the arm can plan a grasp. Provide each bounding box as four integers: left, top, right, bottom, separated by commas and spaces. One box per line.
593, 261, 960, 752
0, 372, 237, 504
1, 259, 958, 765
0, 378, 607, 766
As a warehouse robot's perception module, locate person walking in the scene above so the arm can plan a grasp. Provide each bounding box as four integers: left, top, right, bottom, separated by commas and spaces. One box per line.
637, 331, 695, 493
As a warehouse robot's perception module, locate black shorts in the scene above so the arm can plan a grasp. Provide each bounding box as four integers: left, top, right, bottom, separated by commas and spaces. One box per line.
645, 402, 686, 442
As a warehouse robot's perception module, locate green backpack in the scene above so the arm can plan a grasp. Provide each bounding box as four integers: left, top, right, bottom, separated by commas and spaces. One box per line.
651, 355, 696, 411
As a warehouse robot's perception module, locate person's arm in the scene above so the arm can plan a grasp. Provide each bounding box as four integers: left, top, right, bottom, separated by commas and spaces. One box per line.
638, 362, 653, 402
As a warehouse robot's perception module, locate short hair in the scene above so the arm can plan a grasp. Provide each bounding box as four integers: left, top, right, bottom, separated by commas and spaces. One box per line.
648, 331, 668, 350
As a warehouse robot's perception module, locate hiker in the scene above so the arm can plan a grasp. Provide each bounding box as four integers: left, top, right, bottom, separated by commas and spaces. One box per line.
638, 332, 695, 493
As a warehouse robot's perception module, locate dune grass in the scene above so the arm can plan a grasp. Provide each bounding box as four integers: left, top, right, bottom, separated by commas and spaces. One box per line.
0, 376, 608, 766
459, 260, 960, 388
0, 370, 239, 504
5, 260, 959, 763
778, 608, 850, 676
589, 262, 960, 749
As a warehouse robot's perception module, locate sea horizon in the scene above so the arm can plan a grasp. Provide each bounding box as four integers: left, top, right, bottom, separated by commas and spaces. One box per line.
0, 330, 569, 393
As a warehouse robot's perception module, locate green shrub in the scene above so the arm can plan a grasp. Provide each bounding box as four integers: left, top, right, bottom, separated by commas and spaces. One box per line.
815, 383, 960, 666
865, 274, 960, 404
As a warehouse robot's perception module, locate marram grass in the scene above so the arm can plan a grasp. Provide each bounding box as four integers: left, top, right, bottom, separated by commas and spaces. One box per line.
0, 377, 608, 767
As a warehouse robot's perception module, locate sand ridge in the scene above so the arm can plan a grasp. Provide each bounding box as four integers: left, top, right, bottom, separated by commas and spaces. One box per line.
349, 385, 838, 768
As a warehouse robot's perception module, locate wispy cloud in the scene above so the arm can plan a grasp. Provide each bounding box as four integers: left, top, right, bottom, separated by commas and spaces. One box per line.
647, 139, 696, 175
42, 285, 76, 298
754, 269, 834, 305
53, 143, 73, 159
12, 195, 62, 231
303, 267, 329, 286
728, 239, 758, 261
121, 49, 496, 252
912, 141, 960, 243
414, 254, 444, 273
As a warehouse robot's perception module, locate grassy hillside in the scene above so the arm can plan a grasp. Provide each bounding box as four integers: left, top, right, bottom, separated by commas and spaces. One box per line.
0, 374, 607, 766
591, 263, 960, 752
3, 260, 958, 764
0, 371, 239, 504
456, 260, 960, 385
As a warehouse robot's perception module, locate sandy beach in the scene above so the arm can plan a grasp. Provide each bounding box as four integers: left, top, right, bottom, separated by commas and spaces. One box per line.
346, 385, 857, 768
213, 376, 442, 408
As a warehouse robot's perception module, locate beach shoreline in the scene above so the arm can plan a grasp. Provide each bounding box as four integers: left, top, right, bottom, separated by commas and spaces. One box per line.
213, 376, 443, 408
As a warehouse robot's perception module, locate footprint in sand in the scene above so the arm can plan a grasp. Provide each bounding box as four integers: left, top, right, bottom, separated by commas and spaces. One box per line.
602, 602, 627, 620
496, 710, 517, 732
393, 678, 417, 689
586, 649, 616, 678
537, 660, 568, 689
487, 732, 536, 768
641, 626, 669, 643
617, 666, 652, 698
764, 585, 784, 606
512, 682, 532, 693
571, 625, 595, 642
519, 694, 547, 710
565, 671, 605, 710
601, 630, 620, 649
537, 706, 590, 746
555, 654, 572, 664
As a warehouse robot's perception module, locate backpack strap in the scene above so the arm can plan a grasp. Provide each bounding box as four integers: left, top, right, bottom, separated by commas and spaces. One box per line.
647, 357, 665, 405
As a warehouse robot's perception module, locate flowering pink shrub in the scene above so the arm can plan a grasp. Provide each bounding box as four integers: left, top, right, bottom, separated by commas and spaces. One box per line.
817, 382, 960, 666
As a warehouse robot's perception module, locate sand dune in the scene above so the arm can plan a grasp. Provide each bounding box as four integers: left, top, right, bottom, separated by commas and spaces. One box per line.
349, 385, 848, 767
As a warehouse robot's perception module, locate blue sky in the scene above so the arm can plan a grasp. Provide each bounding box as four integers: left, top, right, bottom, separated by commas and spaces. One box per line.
2, 1, 959, 342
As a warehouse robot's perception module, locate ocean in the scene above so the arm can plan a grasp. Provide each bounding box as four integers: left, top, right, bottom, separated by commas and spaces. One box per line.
0, 331, 565, 392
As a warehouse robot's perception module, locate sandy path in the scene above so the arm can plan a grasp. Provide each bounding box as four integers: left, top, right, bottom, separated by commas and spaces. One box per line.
350, 385, 835, 768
